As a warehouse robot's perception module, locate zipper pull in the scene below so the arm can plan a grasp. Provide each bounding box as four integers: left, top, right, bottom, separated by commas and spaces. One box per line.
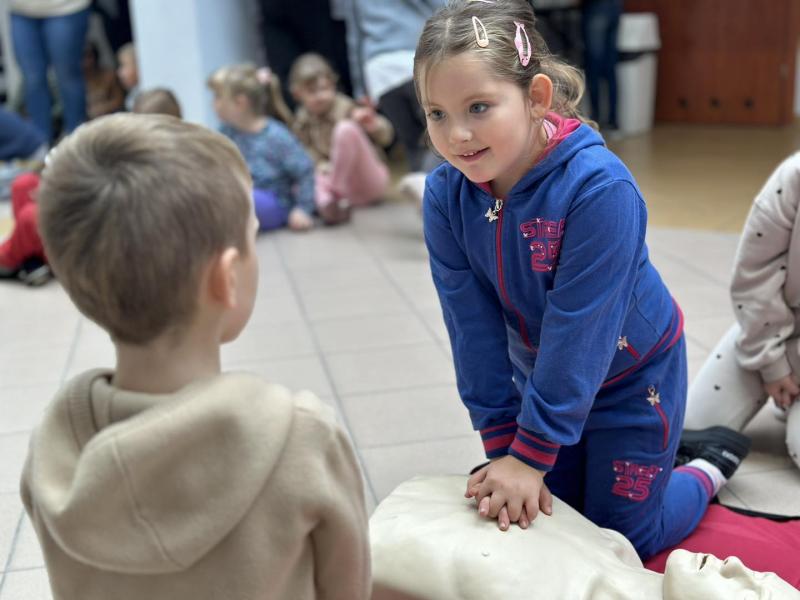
616, 335, 628, 351
646, 384, 660, 406
485, 198, 503, 223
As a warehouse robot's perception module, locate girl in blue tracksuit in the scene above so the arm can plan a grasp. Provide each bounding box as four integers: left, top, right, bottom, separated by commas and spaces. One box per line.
414, 0, 729, 559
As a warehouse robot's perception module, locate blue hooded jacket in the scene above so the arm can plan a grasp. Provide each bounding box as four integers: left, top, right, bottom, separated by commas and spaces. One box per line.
423, 123, 683, 471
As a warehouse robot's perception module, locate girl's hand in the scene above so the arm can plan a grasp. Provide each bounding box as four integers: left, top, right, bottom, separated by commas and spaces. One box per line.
351, 105, 377, 133
764, 374, 800, 409
465, 455, 552, 531
288, 208, 313, 231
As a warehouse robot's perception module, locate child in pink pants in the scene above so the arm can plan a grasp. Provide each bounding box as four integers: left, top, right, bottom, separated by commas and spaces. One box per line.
289, 53, 392, 223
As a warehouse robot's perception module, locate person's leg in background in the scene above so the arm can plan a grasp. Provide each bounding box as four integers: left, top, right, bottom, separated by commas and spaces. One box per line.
581, 0, 623, 128
601, 0, 622, 129
10, 14, 53, 140
44, 8, 90, 135
0, 173, 45, 273
258, 0, 352, 109
684, 324, 767, 431
327, 120, 388, 207
252, 188, 289, 232
787, 400, 800, 470
377, 80, 429, 173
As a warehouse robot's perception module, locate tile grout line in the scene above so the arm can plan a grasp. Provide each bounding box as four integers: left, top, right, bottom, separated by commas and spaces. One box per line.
349, 224, 453, 361
0, 314, 83, 595
270, 232, 379, 505
0, 510, 25, 596
58, 318, 84, 386
359, 432, 476, 452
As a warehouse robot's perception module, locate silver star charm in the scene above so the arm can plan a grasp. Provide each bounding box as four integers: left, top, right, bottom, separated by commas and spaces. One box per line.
646, 385, 660, 406
485, 208, 499, 222
617, 336, 628, 350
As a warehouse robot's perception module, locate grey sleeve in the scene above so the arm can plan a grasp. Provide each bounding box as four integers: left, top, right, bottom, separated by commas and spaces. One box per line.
731, 153, 800, 382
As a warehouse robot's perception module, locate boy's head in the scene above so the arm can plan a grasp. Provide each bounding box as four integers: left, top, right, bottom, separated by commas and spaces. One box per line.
116, 43, 139, 90
38, 113, 256, 346
132, 87, 183, 118
207, 63, 293, 126
288, 53, 338, 116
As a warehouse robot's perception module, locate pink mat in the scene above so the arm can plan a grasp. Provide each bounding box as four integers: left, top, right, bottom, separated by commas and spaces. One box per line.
644, 505, 800, 589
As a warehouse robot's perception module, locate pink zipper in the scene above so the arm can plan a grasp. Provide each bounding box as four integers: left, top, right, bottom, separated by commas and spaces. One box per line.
494, 202, 535, 352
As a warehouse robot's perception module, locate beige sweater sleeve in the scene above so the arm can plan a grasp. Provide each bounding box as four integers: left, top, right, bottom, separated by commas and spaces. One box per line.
731, 154, 800, 382
306, 407, 371, 600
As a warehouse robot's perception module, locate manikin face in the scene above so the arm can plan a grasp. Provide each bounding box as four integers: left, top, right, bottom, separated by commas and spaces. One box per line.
293, 76, 336, 116
421, 53, 545, 198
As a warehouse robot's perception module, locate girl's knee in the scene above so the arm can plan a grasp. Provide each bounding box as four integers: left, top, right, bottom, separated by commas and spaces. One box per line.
11, 172, 40, 199
333, 119, 365, 143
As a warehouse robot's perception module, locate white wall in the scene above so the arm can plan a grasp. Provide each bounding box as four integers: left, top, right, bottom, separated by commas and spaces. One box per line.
130, 0, 262, 127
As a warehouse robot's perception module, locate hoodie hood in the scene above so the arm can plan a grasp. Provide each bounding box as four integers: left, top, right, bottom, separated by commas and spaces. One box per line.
26, 369, 295, 574
501, 121, 607, 198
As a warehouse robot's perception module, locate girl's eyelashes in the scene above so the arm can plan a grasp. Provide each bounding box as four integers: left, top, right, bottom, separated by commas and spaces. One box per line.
427, 109, 445, 121
469, 102, 489, 114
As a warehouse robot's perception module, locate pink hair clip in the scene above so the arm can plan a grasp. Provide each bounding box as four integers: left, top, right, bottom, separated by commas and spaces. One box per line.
256, 67, 272, 85
472, 16, 489, 48
514, 21, 531, 67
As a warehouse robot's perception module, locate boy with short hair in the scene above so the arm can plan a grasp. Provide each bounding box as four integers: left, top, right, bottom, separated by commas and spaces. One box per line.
22, 113, 370, 600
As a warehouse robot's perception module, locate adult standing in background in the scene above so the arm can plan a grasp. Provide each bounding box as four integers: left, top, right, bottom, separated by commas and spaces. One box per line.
257, 0, 353, 110
581, 0, 623, 131
342, 0, 445, 175
10, 0, 91, 141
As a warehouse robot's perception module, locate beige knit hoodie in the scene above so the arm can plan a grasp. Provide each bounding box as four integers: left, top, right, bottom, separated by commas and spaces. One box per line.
21, 369, 371, 600
732, 152, 800, 383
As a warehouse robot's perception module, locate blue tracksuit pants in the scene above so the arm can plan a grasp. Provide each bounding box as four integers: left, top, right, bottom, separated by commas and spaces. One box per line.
544, 335, 711, 559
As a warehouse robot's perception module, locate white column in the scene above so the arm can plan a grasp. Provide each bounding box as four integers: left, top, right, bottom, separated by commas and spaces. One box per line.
129, 0, 262, 127
0, 0, 22, 108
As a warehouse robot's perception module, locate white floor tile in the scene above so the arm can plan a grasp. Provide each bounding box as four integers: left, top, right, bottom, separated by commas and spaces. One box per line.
301, 285, 409, 322
0, 433, 31, 495
8, 515, 43, 571
325, 343, 455, 396
0, 568, 52, 600
222, 320, 316, 363
0, 385, 55, 435
312, 312, 434, 354
0, 493, 23, 571
361, 435, 486, 501
224, 355, 334, 399
341, 384, 471, 449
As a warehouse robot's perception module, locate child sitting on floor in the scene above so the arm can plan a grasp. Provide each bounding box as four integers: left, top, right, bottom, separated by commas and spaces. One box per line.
289, 53, 393, 223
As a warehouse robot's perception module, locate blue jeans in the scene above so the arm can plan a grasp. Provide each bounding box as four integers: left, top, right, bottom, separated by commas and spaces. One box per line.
582, 0, 623, 129
11, 8, 90, 141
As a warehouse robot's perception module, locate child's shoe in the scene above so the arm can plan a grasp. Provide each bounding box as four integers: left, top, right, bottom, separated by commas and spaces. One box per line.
18, 257, 53, 287
675, 426, 751, 479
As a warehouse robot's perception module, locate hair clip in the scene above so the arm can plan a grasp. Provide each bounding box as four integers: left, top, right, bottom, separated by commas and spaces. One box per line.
514, 21, 531, 66
472, 16, 489, 48
256, 67, 272, 85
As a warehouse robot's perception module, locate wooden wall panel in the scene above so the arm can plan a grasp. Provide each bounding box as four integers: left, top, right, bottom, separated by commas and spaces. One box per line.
623, 0, 799, 125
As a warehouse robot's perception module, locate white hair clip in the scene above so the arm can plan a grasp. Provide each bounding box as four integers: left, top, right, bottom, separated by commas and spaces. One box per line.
514, 21, 531, 66
472, 16, 489, 48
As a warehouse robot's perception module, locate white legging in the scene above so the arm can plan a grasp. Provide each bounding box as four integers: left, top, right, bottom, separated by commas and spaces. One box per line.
685, 324, 800, 470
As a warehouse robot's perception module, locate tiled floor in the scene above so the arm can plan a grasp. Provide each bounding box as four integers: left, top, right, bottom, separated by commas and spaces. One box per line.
2, 124, 800, 596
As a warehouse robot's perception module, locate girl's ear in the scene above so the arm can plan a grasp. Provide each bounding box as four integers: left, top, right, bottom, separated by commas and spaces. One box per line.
207, 247, 240, 309
528, 74, 554, 121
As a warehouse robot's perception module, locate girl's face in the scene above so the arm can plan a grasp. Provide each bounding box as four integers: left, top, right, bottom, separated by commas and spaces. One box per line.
421, 53, 547, 198
293, 76, 336, 116
213, 92, 246, 126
